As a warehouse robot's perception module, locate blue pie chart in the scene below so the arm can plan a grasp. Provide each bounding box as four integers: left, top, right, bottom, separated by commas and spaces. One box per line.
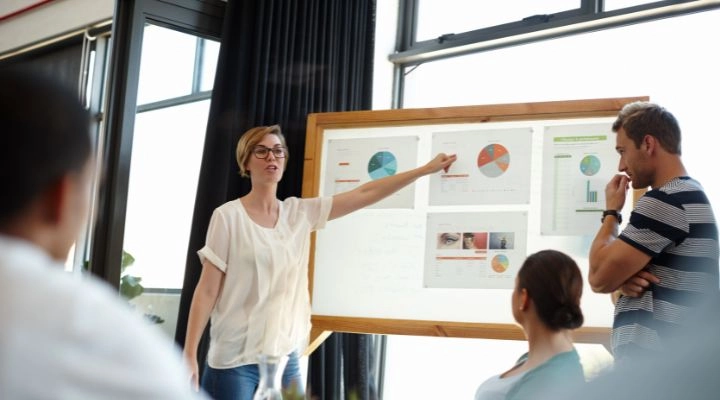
368, 151, 397, 180
580, 155, 601, 176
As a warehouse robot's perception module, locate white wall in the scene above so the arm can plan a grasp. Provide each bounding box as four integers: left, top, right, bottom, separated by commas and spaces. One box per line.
0, 0, 114, 55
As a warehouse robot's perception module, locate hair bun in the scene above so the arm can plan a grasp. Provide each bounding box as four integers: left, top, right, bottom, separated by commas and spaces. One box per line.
551, 304, 584, 330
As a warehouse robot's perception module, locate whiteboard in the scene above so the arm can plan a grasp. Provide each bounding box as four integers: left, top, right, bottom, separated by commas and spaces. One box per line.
302, 98, 648, 350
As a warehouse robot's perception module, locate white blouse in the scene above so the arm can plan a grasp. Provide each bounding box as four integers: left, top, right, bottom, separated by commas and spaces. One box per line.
198, 196, 332, 368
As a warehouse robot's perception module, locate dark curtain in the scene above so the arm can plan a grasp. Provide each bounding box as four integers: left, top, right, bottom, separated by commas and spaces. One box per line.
174, 0, 382, 399
310, 332, 385, 400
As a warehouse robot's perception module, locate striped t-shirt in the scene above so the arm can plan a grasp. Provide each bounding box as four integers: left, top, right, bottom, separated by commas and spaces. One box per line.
612, 176, 719, 360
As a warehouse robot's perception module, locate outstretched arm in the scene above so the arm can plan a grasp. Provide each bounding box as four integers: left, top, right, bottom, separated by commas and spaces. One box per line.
329, 153, 456, 220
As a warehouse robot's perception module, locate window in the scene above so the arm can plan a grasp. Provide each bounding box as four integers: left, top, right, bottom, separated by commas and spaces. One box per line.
396, 0, 713, 66
136, 24, 219, 105
122, 24, 219, 337
401, 8, 720, 206
379, 4, 720, 397
136, 25, 198, 104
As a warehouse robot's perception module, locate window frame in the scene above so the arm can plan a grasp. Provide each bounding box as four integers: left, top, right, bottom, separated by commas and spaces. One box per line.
391, 0, 720, 108
394, 0, 716, 65
89, 0, 225, 289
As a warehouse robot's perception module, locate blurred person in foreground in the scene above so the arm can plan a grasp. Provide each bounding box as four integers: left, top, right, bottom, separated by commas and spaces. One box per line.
559, 291, 720, 400
0, 69, 208, 399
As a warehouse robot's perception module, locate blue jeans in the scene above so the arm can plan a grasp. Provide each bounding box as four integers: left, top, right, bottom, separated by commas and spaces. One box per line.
201, 352, 304, 400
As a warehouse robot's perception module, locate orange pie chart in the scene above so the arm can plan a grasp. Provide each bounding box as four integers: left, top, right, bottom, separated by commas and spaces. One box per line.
491, 254, 510, 273
477, 144, 510, 178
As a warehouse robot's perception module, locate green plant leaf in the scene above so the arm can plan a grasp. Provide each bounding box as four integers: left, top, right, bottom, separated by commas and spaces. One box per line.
121, 250, 136, 272
120, 274, 144, 300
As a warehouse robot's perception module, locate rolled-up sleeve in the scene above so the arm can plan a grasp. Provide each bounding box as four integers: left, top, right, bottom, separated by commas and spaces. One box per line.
197, 209, 230, 272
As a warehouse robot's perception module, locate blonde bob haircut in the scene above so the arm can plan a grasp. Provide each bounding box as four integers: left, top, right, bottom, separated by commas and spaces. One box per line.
236, 125, 289, 177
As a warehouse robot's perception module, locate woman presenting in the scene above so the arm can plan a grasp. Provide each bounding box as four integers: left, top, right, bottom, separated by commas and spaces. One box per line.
184, 125, 456, 399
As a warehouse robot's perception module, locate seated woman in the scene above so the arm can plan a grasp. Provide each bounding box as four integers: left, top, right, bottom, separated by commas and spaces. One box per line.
474, 249, 586, 400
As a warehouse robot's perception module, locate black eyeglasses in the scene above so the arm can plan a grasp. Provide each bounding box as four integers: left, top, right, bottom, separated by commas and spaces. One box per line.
252, 146, 287, 159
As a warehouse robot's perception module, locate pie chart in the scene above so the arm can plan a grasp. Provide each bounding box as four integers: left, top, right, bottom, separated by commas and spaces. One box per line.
491, 254, 510, 273
580, 155, 601, 176
477, 144, 510, 178
368, 151, 397, 180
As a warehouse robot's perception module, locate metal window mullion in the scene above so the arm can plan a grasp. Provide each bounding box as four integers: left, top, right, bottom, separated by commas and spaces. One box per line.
581, 0, 603, 14
192, 37, 205, 94
392, 0, 420, 109
76, 33, 111, 276
136, 90, 213, 113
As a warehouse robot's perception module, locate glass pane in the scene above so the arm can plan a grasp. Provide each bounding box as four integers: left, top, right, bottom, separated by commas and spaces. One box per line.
404, 9, 720, 206
200, 38, 220, 91
122, 99, 210, 337
396, 8, 720, 394
136, 24, 197, 105
384, 335, 612, 398
416, 0, 580, 41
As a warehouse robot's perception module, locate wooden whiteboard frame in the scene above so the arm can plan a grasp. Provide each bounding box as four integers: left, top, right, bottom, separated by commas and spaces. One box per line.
302, 96, 649, 353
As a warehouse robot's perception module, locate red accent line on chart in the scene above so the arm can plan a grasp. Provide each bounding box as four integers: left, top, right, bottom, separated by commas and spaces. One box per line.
441, 174, 470, 178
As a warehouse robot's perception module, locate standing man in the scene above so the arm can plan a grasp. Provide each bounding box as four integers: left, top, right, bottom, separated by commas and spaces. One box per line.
0, 69, 209, 399
589, 101, 719, 361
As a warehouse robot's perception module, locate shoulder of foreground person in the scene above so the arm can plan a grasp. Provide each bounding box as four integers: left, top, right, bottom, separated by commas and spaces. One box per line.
0, 262, 209, 399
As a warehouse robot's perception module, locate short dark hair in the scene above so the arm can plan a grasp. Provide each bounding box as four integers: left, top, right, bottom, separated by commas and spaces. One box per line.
517, 249, 584, 331
612, 101, 682, 155
0, 69, 92, 226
